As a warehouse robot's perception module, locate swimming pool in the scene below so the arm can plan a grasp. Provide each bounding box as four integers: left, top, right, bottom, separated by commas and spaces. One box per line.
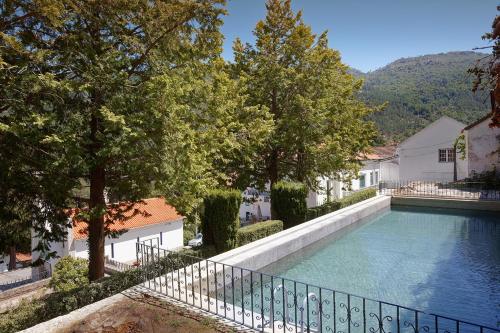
260, 205, 500, 328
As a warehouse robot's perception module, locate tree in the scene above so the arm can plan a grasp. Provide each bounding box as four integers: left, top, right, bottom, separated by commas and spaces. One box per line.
0, 0, 236, 280
231, 0, 379, 196
469, 6, 500, 128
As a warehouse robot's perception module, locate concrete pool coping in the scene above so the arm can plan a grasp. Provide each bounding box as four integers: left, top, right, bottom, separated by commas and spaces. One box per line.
210, 195, 391, 271
391, 196, 500, 211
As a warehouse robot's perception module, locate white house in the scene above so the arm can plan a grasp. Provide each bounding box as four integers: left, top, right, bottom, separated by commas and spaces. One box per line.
397, 116, 466, 182
306, 145, 396, 207
239, 187, 271, 224
32, 197, 184, 270
457, 112, 500, 179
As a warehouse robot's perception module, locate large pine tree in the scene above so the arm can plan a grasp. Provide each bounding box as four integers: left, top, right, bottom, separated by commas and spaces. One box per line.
232, 0, 380, 193
0, 0, 271, 280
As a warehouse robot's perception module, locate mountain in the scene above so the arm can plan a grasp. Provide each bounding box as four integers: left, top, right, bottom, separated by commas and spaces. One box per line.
354, 51, 490, 141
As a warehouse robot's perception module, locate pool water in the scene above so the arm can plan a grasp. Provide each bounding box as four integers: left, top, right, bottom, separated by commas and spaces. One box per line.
261, 206, 500, 327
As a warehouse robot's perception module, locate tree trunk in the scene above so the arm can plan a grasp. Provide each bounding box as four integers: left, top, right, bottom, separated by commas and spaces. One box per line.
88, 109, 106, 281
88, 164, 106, 281
269, 149, 278, 219
8, 246, 16, 270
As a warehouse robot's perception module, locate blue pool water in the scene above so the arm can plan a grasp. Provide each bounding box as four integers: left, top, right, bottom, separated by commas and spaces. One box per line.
261, 206, 500, 328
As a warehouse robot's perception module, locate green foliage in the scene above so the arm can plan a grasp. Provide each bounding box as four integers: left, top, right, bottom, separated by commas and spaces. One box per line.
232, 0, 379, 189
0, 0, 273, 278
236, 220, 283, 247
202, 189, 242, 252
49, 256, 89, 292
354, 52, 490, 141
271, 181, 307, 229
305, 188, 377, 221
0, 268, 143, 333
179, 245, 218, 259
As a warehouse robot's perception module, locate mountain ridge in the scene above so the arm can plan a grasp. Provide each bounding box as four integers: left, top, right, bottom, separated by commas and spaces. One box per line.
351, 51, 490, 141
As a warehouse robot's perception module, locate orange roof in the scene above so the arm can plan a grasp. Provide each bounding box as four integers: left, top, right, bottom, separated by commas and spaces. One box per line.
358, 145, 397, 161
72, 198, 183, 240
16, 252, 32, 262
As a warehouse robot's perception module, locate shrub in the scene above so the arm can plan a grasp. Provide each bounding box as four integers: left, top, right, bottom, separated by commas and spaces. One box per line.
271, 181, 307, 229
339, 188, 377, 209
236, 220, 283, 246
49, 256, 89, 292
305, 188, 377, 221
202, 189, 242, 252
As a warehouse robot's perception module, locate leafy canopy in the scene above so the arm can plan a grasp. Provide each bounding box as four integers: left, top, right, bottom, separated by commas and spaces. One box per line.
232, 0, 379, 189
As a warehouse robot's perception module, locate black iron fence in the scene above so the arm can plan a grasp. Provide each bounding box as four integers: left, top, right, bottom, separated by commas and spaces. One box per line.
379, 181, 500, 201
137, 243, 499, 333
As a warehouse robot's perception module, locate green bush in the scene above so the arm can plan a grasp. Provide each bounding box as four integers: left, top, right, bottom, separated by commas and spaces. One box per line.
236, 220, 283, 246
49, 256, 89, 292
339, 188, 377, 209
202, 189, 242, 252
305, 188, 377, 221
271, 181, 307, 229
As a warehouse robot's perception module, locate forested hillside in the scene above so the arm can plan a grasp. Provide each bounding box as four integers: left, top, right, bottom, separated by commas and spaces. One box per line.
355, 51, 490, 141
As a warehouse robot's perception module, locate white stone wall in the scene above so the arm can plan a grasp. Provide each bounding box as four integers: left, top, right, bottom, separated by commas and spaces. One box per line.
464, 118, 500, 178
71, 220, 183, 263
239, 188, 271, 222
398, 117, 465, 182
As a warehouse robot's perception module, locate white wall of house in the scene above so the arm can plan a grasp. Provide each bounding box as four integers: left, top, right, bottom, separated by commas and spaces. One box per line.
71, 220, 183, 263
32, 219, 183, 270
398, 116, 465, 182
306, 161, 381, 208
458, 116, 500, 179
239, 188, 271, 222
380, 157, 400, 182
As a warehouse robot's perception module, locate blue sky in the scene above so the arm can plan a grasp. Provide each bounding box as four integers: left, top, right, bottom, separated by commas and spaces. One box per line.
221, 0, 497, 72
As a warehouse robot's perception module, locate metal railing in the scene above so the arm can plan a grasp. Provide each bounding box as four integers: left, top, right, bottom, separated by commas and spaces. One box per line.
379, 181, 500, 201
0, 266, 51, 292
136, 243, 500, 333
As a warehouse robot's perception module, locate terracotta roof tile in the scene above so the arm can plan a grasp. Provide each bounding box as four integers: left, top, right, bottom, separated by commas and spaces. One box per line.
72, 198, 183, 240
358, 145, 397, 161
16, 252, 32, 262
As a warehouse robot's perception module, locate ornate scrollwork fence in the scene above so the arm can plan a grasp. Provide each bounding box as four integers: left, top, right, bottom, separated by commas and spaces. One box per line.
137, 243, 499, 333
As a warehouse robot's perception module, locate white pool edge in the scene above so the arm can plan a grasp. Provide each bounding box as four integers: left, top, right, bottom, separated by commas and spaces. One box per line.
210, 195, 391, 270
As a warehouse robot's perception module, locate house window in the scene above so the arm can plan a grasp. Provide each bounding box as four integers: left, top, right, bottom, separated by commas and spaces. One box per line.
369, 172, 374, 186
359, 174, 366, 188
439, 148, 455, 163
160, 232, 163, 245
111, 243, 114, 259
375, 171, 379, 184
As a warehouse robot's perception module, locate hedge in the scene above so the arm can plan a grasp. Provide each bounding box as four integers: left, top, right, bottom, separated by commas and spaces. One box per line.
236, 220, 283, 246
202, 189, 242, 252
271, 181, 307, 229
305, 187, 377, 221
0, 254, 189, 333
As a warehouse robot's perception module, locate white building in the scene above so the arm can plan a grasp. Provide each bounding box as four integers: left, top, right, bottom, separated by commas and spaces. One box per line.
397, 116, 466, 182
306, 146, 396, 207
239, 187, 271, 224
32, 197, 184, 270
457, 112, 500, 179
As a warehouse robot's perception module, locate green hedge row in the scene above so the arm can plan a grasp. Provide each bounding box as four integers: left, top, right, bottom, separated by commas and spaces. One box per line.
0, 254, 190, 333
306, 187, 377, 221
236, 220, 283, 247
202, 189, 242, 252
271, 181, 307, 229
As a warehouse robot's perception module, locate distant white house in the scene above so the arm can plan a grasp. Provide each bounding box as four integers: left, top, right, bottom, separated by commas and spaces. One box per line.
239, 187, 271, 223
397, 116, 466, 182
457, 112, 500, 179
32, 197, 184, 271
306, 146, 396, 207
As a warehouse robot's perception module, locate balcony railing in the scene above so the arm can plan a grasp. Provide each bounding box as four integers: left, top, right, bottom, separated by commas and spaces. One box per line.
136, 243, 500, 333
379, 181, 500, 201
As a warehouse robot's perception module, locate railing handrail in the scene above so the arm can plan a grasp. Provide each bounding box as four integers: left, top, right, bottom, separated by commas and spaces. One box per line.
137, 242, 500, 332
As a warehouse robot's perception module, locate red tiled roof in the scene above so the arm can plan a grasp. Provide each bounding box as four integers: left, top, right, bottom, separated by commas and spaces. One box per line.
16, 252, 31, 262
72, 198, 183, 240
358, 145, 397, 161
